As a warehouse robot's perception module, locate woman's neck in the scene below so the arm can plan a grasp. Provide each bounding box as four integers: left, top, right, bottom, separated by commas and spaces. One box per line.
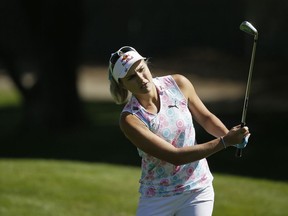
135, 84, 160, 114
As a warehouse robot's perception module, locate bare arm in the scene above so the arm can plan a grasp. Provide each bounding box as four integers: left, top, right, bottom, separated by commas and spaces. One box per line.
120, 112, 226, 165
172, 74, 229, 137
120, 74, 249, 166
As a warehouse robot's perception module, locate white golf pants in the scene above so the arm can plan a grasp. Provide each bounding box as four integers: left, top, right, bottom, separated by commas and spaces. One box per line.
136, 184, 214, 216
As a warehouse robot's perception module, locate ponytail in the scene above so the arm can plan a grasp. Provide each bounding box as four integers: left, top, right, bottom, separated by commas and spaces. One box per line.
109, 70, 129, 104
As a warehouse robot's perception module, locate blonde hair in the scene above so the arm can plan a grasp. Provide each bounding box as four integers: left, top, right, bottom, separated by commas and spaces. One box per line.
109, 76, 129, 105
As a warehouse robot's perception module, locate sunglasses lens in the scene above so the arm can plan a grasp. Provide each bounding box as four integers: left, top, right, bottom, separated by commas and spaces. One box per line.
110, 53, 119, 65
120, 47, 134, 53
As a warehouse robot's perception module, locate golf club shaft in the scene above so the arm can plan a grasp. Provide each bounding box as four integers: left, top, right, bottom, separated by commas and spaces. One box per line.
235, 36, 257, 158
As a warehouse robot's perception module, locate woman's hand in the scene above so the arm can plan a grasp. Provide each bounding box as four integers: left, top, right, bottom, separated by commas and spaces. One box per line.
223, 125, 250, 147
234, 134, 250, 149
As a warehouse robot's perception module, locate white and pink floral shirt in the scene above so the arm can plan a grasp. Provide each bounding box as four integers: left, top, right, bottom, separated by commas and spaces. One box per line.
122, 75, 213, 197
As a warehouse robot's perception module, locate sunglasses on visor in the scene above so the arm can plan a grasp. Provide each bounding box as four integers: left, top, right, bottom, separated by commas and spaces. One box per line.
109, 46, 137, 65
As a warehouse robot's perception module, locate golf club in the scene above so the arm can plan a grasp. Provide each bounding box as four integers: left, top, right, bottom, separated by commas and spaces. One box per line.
236, 21, 258, 158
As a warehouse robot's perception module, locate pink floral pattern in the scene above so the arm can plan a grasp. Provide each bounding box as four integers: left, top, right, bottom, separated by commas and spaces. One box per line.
122, 76, 213, 197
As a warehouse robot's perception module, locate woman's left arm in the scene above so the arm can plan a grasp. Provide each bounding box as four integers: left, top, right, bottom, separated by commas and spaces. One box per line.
172, 74, 229, 137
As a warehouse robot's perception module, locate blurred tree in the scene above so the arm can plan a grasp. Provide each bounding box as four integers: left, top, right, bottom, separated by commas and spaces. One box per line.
0, 0, 84, 130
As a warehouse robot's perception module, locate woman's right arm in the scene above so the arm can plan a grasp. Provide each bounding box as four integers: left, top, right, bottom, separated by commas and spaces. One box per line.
120, 112, 249, 165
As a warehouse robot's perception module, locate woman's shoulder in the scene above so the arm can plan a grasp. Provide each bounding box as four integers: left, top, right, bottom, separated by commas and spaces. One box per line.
171, 74, 195, 99
154, 74, 187, 87
153, 74, 192, 92
171, 74, 190, 85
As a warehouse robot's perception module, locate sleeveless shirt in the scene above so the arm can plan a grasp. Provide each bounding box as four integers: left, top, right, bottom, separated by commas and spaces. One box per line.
122, 75, 213, 197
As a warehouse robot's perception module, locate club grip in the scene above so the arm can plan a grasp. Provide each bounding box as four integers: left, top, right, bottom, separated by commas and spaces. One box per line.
235, 122, 245, 158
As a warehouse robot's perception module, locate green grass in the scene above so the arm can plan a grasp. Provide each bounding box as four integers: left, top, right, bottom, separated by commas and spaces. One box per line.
0, 160, 287, 216
0, 89, 21, 107
214, 174, 288, 215
0, 159, 140, 216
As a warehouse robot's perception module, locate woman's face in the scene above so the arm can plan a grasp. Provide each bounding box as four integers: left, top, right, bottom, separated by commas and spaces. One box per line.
120, 60, 154, 95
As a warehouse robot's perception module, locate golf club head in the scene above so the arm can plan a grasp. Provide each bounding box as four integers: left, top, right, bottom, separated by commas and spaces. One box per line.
240, 21, 258, 39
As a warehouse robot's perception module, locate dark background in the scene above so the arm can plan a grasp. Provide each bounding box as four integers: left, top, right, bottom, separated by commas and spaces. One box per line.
0, 0, 287, 181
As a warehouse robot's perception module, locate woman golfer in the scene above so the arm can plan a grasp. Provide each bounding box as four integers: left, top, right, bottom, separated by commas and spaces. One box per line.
108, 46, 250, 216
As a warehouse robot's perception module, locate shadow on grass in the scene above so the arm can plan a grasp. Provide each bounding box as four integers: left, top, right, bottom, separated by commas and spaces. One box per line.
0, 101, 287, 181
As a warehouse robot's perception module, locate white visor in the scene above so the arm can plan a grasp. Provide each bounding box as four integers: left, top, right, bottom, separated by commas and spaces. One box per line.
112, 50, 145, 83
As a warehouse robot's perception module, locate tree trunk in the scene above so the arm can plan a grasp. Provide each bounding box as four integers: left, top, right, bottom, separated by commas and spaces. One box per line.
0, 0, 85, 130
